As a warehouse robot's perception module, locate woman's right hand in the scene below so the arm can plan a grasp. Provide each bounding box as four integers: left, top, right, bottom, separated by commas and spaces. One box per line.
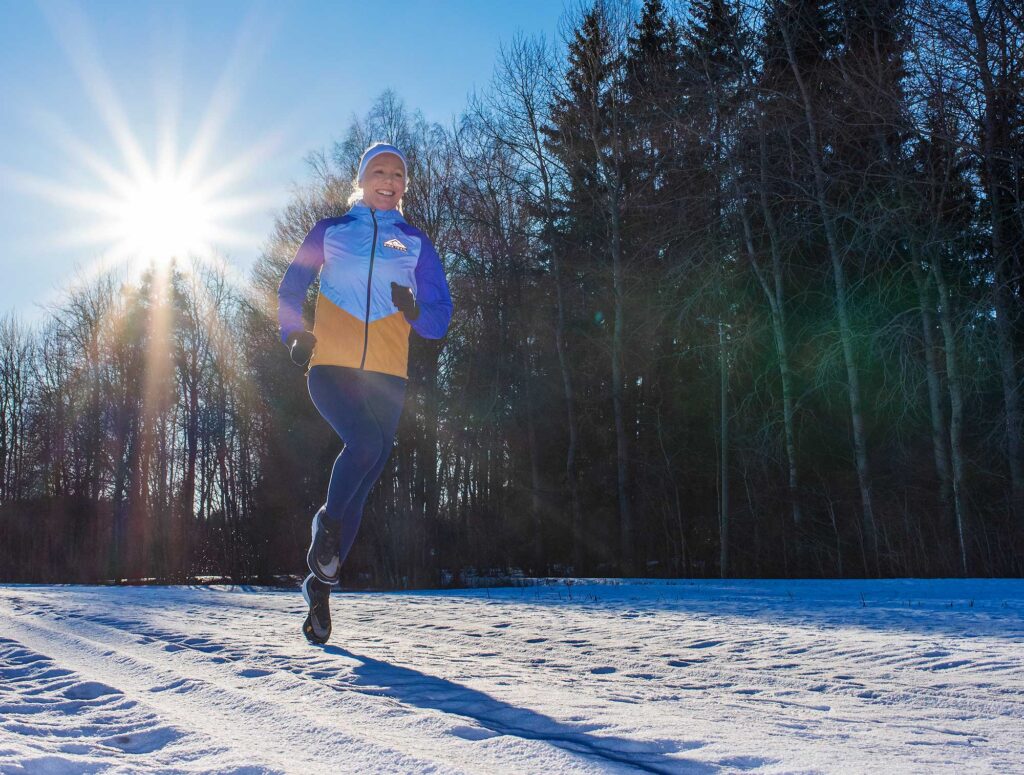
288, 331, 316, 368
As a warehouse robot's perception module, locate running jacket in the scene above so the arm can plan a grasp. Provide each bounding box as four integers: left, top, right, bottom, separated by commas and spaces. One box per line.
278, 202, 453, 379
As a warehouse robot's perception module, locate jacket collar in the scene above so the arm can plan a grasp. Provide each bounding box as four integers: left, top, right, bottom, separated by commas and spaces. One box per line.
348, 201, 406, 224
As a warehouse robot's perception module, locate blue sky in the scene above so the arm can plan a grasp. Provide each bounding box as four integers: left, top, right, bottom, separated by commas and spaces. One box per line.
0, 0, 567, 322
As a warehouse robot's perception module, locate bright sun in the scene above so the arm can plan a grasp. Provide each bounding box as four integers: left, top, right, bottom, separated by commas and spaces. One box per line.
9, 4, 282, 283
14, 111, 275, 279
114, 173, 214, 266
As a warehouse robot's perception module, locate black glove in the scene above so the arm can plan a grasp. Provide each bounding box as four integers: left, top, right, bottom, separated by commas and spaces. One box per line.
390, 282, 420, 321
288, 330, 316, 367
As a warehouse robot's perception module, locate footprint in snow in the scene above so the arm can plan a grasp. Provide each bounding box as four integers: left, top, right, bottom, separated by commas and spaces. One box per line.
590, 666, 617, 675
667, 659, 702, 667
62, 681, 120, 700
237, 668, 272, 678
101, 725, 183, 754
182, 637, 224, 653
687, 640, 722, 649
12, 754, 105, 774
719, 755, 778, 770
450, 725, 500, 741
149, 678, 191, 693
927, 659, 972, 671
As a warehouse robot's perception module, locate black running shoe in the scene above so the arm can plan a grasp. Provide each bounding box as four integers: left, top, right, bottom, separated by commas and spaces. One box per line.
306, 507, 341, 585
301, 573, 331, 644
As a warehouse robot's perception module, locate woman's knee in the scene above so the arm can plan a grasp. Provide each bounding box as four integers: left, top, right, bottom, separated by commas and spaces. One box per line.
344, 434, 385, 470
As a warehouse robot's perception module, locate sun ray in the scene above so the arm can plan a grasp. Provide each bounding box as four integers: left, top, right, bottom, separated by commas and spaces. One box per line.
203, 192, 282, 221
153, 12, 184, 187
178, 7, 278, 185
48, 223, 131, 251
17, 0, 291, 331
189, 129, 287, 200
40, 1, 153, 184
30, 109, 139, 196
2, 168, 126, 215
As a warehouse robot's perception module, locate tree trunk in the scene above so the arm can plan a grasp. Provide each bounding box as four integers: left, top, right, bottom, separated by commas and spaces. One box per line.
932, 258, 970, 575
738, 181, 805, 567
718, 320, 729, 578
551, 246, 584, 574
966, 0, 1024, 535
780, 17, 878, 573
521, 343, 544, 568
608, 173, 633, 575
910, 258, 955, 536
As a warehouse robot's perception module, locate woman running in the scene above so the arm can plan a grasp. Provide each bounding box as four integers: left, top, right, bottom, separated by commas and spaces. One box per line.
277, 142, 453, 643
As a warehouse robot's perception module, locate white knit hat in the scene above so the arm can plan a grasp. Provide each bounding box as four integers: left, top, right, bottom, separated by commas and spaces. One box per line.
357, 142, 408, 183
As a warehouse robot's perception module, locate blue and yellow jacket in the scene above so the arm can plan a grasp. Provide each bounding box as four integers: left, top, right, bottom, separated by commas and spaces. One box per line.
277, 202, 453, 379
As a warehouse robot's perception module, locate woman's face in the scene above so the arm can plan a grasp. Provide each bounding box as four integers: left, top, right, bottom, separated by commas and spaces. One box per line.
360, 153, 407, 211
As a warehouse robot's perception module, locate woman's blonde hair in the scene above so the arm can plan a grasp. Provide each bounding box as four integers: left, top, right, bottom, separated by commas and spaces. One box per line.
347, 178, 362, 208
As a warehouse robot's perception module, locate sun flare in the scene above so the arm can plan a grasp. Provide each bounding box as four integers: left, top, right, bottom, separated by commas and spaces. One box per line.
9, 1, 284, 289
113, 172, 214, 266
14, 108, 277, 284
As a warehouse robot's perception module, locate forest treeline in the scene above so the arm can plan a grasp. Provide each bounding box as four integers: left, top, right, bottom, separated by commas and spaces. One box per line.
2, 0, 1022, 584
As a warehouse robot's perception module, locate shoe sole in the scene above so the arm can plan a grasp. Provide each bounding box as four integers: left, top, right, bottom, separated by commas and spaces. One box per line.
301, 574, 313, 607
306, 511, 340, 586
301, 575, 331, 644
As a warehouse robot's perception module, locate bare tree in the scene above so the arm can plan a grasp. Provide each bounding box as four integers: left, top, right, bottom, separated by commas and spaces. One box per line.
0, 316, 34, 503
774, 0, 880, 572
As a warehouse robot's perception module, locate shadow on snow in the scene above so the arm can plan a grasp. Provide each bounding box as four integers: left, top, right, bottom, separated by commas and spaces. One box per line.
322, 644, 715, 774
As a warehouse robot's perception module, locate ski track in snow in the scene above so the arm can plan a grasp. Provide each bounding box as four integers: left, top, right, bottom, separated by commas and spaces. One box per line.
0, 579, 1021, 774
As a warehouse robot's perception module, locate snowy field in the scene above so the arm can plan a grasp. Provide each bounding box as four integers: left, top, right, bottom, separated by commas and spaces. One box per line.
0, 579, 1021, 774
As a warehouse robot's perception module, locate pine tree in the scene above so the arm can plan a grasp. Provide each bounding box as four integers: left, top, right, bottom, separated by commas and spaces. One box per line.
545, 5, 636, 573
624, 0, 685, 208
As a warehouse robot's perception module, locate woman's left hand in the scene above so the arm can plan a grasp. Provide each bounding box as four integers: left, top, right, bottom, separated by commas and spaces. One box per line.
288, 330, 317, 367
390, 282, 420, 321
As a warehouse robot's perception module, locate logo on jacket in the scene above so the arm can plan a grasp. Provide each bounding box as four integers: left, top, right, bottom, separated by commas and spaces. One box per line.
384, 238, 408, 252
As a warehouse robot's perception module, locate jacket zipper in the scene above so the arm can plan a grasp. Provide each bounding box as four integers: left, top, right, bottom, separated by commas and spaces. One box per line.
360, 209, 378, 369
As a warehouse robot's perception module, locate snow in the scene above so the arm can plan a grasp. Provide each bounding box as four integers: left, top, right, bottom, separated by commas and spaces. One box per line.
0, 579, 1021, 774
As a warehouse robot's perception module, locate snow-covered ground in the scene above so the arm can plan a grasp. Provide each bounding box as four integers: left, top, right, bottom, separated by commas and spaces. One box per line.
0, 579, 1021, 774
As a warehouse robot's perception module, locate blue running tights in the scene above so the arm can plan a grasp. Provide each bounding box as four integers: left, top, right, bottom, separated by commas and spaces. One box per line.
307, 365, 407, 568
